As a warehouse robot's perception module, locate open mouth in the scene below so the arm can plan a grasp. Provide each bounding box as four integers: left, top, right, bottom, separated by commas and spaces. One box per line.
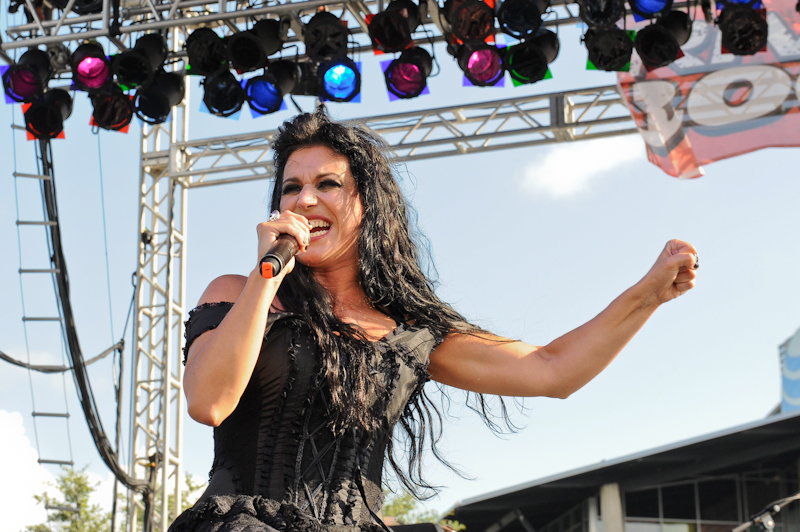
310, 219, 331, 239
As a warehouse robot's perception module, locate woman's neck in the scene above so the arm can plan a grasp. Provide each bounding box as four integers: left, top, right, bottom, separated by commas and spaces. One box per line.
313, 261, 368, 312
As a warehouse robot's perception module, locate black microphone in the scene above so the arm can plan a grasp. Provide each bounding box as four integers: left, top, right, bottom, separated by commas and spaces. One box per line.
259, 234, 300, 279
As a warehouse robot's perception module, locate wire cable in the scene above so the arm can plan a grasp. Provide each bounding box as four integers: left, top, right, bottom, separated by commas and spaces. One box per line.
96, 132, 116, 343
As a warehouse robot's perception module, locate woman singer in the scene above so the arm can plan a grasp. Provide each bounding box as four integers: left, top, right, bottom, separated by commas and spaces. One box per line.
169, 108, 698, 532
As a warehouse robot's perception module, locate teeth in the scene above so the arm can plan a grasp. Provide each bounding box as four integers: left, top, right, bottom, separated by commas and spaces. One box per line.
310, 220, 331, 229
312, 228, 330, 237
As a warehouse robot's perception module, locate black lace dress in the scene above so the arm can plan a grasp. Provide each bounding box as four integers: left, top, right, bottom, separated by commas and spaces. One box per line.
169, 302, 441, 532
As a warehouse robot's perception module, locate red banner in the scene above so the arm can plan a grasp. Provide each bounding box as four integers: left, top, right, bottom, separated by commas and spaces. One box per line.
617, 0, 800, 178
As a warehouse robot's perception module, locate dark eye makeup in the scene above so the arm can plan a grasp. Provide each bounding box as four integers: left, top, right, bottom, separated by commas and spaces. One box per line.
281, 177, 343, 195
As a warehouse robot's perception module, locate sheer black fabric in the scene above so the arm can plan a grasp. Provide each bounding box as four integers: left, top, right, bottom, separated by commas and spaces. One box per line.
171, 303, 440, 532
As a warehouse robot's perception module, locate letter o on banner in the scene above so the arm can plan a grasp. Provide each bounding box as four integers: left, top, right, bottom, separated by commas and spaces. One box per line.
686, 65, 792, 127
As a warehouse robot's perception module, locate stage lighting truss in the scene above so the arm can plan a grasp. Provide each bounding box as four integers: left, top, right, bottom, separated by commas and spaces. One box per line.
134, 69, 185, 124
718, 0, 768, 55
227, 19, 285, 73
505, 28, 559, 84
583, 27, 633, 71
444, 0, 496, 44
368, 0, 421, 53
24, 88, 73, 139
456, 43, 505, 86
578, 0, 625, 29
384, 46, 432, 98
71, 42, 111, 92
246, 60, 299, 114
304, 11, 350, 62
3, 48, 52, 103
112, 33, 168, 89
318, 56, 361, 101
91, 84, 134, 131
634, 9, 691, 68
496, 0, 550, 40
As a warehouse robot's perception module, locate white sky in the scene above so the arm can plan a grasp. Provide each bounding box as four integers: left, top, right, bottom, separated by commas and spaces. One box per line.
1, 21, 799, 531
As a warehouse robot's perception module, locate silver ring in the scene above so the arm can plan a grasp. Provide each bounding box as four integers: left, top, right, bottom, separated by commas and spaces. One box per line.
268, 210, 281, 222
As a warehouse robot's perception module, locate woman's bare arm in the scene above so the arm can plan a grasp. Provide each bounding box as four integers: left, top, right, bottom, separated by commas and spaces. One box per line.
183, 211, 311, 426
183, 272, 279, 426
428, 239, 698, 398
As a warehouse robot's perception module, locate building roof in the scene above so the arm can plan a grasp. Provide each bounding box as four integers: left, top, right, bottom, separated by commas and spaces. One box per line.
447, 409, 800, 532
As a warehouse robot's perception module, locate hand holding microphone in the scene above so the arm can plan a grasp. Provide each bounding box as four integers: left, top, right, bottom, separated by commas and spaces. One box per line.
258, 210, 310, 279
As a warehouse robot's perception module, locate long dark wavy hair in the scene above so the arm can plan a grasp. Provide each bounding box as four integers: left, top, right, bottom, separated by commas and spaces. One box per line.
269, 106, 517, 498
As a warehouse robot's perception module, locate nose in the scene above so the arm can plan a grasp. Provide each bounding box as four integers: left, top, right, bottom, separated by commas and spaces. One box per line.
296, 184, 318, 209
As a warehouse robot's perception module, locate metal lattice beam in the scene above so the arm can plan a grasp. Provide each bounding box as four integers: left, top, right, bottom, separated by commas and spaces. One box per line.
129, 28, 188, 532
166, 84, 635, 190
1, 0, 587, 54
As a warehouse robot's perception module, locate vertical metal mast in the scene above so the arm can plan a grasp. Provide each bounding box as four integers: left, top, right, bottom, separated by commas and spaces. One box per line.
130, 27, 190, 532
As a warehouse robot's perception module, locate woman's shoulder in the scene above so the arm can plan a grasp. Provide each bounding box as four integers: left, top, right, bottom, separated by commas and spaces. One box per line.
197, 274, 247, 306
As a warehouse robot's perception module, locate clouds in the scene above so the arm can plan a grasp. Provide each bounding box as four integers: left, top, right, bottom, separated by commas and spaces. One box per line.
0, 410, 54, 532
520, 135, 646, 198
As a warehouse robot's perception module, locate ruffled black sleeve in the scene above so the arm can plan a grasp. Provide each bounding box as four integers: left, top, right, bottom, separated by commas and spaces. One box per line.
183, 302, 234, 365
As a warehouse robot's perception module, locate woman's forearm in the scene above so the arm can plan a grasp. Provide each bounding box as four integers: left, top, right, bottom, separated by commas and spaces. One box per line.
183, 269, 279, 426
541, 282, 659, 398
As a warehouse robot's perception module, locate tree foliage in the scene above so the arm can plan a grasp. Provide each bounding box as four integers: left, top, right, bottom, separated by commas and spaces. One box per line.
25, 467, 207, 532
25, 466, 110, 532
382, 491, 466, 531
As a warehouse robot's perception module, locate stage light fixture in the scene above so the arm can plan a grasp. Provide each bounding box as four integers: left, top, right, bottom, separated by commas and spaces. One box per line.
51, 0, 102, 15
318, 57, 361, 102
456, 44, 505, 86
3, 48, 52, 103
227, 19, 284, 73
202, 70, 245, 117
134, 70, 185, 124
304, 12, 349, 62
384, 47, 432, 98
629, 0, 673, 19
91, 85, 133, 131
48, 44, 72, 72
112, 33, 168, 89
719, 3, 768, 55
246, 60, 299, 114
71, 43, 111, 92
583, 28, 633, 70
368, 0, 421, 53
505, 29, 559, 84
634, 10, 691, 68
578, 0, 625, 28
444, 0, 495, 45
24, 89, 73, 139
496, 0, 549, 40
186, 28, 228, 76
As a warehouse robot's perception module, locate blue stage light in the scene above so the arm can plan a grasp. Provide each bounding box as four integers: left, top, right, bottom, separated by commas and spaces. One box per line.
629, 0, 673, 18
319, 58, 360, 102
246, 60, 298, 114
247, 77, 281, 112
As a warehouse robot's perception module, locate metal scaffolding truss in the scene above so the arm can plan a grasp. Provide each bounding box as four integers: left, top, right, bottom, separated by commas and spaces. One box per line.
1, 0, 587, 55
129, 28, 189, 532
168, 84, 635, 189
